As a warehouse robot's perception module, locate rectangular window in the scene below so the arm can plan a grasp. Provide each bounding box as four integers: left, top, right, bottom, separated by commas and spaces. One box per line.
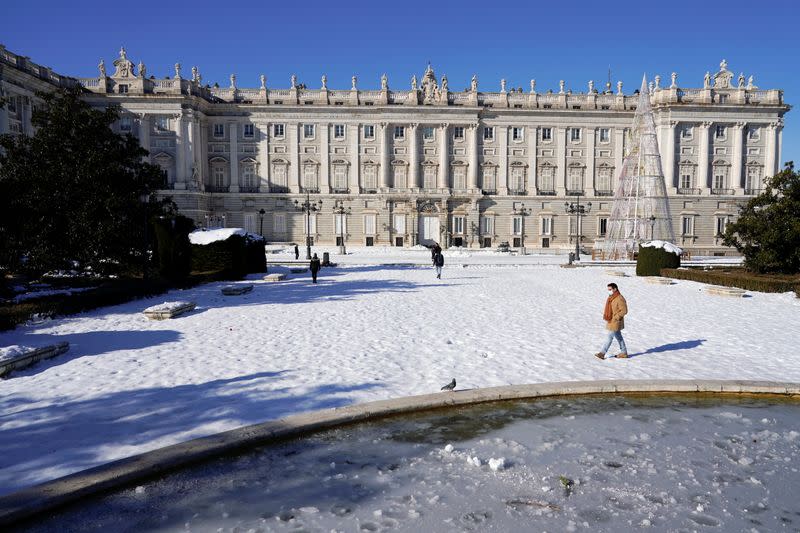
512, 216, 522, 235
713, 169, 726, 190
746, 166, 761, 191
480, 216, 494, 234
213, 166, 225, 188
748, 127, 759, 140
394, 214, 406, 234
718, 94, 728, 104
333, 165, 347, 190
423, 166, 436, 189
364, 125, 375, 139
598, 217, 608, 236
118, 84, 129, 94
682, 216, 694, 236
570, 128, 581, 142
510, 166, 524, 192
682, 126, 693, 139
213, 123, 224, 138
452, 216, 464, 234
303, 165, 317, 190
568, 166, 584, 192
541, 127, 552, 141
243, 124, 254, 138
304, 124, 315, 139
452, 166, 466, 190
596, 167, 612, 192
334, 213, 346, 235
453, 126, 465, 140
393, 165, 407, 189
482, 166, 496, 192
599, 128, 610, 143
363, 165, 377, 190
538, 166, 555, 192
394, 126, 405, 139
242, 164, 255, 188
272, 165, 287, 189
681, 173, 692, 189
715, 216, 728, 236
715, 125, 725, 139
540, 217, 552, 235
423, 126, 435, 140
512, 127, 524, 141
273, 123, 285, 138
156, 117, 170, 132
483, 127, 494, 141
364, 214, 377, 235
274, 213, 286, 233
120, 117, 132, 132
334, 124, 345, 139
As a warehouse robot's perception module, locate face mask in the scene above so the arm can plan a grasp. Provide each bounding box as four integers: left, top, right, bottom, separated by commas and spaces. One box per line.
608, 290, 614, 296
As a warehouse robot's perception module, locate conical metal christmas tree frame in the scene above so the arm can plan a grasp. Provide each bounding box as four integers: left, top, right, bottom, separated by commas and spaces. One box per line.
602, 75, 675, 260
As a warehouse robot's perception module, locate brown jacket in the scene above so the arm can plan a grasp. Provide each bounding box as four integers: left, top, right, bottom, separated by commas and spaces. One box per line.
606, 294, 628, 331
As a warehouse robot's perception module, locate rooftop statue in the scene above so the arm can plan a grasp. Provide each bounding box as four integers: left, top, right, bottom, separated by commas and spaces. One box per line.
98, 58, 106, 77
471, 75, 478, 92
112, 46, 134, 78
411, 74, 418, 90
381, 73, 388, 90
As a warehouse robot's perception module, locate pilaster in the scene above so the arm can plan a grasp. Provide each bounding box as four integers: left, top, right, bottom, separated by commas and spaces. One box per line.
663, 121, 677, 191
320, 122, 330, 193
613, 128, 624, 184
697, 121, 711, 194
529, 125, 538, 193
138, 114, 150, 161
555, 126, 567, 196
438, 123, 449, 190
498, 126, 509, 194
409, 123, 419, 188
731, 122, 744, 194
585, 127, 595, 195
174, 114, 187, 190
258, 122, 270, 190
765, 122, 777, 178
467, 123, 479, 190
290, 123, 300, 193
228, 120, 239, 192
380, 122, 391, 189
349, 123, 360, 192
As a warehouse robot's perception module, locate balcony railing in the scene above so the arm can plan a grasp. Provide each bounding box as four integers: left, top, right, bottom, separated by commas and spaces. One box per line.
207, 186, 228, 193
239, 186, 260, 193
331, 188, 350, 194
594, 189, 614, 196
269, 186, 289, 193
711, 188, 734, 195
300, 187, 320, 194
508, 189, 527, 196
482, 189, 497, 195
677, 188, 701, 195
537, 189, 557, 196
744, 188, 763, 195
566, 190, 585, 196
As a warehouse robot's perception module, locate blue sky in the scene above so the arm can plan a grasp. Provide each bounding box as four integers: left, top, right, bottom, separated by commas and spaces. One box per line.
4, 0, 798, 165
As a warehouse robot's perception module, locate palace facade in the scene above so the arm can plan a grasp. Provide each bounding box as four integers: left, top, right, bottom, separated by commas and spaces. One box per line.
0, 46, 789, 254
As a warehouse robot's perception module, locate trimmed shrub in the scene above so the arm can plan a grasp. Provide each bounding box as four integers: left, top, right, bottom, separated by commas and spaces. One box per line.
661, 268, 800, 293
191, 234, 247, 279
636, 246, 681, 276
154, 216, 194, 281
244, 235, 267, 274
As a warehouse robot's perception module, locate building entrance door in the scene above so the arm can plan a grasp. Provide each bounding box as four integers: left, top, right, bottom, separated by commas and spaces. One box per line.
418, 216, 440, 246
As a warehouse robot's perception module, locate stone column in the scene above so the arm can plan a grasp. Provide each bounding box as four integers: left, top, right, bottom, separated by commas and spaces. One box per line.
186, 116, 198, 189
468, 123, 479, 190
438, 123, 449, 190
349, 123, 360, 192
529, 125, 538, 193
498, 126, 509, 194
777, 120, 784, 175
697, 121, 711, 194
199, 118, 209, 190
138, 114, 150, 160
409, 123, 419, 189
22, 97, 33, 136
765, 122, 777, 179
290, 123, 300, 193
0, 91, 8, 135
556, 127, 567, 196
585, 127, 595, 195
380, 122, 391, 189
613, 127, 624, 181
320, 122, 330, 193
228, 121, 239, 192
174, 114, 187, 190
663, 121, 677, 190
259, 123, 270, 191
731, 122, 745, 194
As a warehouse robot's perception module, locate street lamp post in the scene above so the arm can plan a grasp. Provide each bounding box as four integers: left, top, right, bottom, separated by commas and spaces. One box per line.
333, 201, 351, 255
470, 221, 480, 248
258, 208, 266, 237
564, 195, 592, 262
648, 215, 656, 241
139, 193, 150, 280
512, 202, 532, 255
294, 192, 322, 260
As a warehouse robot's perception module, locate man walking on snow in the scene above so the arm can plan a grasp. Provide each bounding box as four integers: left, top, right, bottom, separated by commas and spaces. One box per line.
433, 248, 445, 279
595, 282, 628, 359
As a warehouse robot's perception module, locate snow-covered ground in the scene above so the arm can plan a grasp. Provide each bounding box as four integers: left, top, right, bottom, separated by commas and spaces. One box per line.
0, 249, 795, 497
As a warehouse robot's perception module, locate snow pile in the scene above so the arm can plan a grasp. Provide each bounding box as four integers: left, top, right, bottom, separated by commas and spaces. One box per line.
142, 301, 195, 313
188, 228, 246, 245
0, 345, 35, 363
640, 240, 683, 256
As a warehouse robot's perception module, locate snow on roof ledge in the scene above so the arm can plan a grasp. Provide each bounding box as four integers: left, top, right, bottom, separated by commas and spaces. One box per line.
189, 228, 247, 245
640, 240, 683, 255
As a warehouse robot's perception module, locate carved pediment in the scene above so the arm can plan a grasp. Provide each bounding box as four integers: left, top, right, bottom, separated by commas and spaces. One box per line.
112, 46, 137, 79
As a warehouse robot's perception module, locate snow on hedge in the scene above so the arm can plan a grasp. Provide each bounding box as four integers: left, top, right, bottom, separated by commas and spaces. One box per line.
0, 345, 35, 363
188, 228, 247, 245
641, 240, 683, 256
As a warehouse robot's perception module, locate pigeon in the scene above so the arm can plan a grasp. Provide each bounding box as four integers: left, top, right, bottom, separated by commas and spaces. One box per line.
441, 378, 456, 391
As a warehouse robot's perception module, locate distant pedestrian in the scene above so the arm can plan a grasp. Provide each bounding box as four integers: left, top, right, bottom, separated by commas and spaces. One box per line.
310, 253, 321, 283
294, 244, 299, 260
595, 283, 628, 359
433, 249, 444, 279
431, 243, 442, 265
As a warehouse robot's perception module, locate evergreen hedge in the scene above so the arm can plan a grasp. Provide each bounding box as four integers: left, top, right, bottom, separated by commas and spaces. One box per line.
660, 268, 800, 294
191, 233, 265, 279
153, 216, 194, 281
636, 245, 681, 276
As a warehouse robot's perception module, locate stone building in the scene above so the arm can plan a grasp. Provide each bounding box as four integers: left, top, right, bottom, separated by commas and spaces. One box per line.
0, 46, 790, 254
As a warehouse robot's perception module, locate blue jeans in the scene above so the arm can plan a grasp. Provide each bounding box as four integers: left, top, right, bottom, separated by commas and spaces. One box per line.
435, 265, 443, 278
600, 330, 627, 357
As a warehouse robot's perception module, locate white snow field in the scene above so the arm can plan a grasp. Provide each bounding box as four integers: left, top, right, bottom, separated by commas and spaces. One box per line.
0, 248, 797, 497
